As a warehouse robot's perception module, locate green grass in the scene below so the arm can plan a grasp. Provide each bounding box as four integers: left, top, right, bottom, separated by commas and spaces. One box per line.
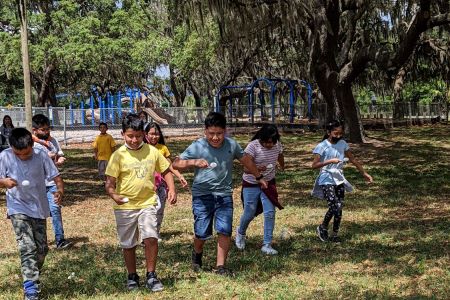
0, 125, 449, 299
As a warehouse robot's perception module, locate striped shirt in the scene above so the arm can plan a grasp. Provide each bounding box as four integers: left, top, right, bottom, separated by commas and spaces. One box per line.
242, 139, 283, 183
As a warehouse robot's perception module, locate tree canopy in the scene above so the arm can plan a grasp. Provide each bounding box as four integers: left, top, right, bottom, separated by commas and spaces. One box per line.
1, 0, 449, 141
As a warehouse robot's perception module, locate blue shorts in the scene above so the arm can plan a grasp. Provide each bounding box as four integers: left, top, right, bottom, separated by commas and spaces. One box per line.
192, 194, 233, 239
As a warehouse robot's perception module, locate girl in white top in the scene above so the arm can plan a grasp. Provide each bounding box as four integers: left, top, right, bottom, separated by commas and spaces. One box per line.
312, 120, 373, 242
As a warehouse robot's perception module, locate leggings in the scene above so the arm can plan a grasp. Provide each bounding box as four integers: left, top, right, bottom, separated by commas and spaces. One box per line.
321, 184, 345, 233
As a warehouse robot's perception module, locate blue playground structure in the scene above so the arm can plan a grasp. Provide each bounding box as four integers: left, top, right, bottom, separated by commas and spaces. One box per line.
215, 77, 313, 124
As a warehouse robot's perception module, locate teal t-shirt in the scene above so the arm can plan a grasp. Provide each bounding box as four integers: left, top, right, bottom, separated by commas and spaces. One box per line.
180, 137, 244, 196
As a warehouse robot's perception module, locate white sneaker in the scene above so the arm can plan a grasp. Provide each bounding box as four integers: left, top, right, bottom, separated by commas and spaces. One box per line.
235, 229, 246, 250
261, 244, 278, 255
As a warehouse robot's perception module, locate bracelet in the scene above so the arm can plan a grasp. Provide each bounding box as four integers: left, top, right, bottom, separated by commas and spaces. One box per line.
255, 174, 264, 181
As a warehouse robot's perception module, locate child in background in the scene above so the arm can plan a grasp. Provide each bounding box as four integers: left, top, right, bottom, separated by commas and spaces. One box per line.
32, 114, 71, 249
144, 122, 188, 239
172, 112, 267, 276
312, 120, 373, 242
0, 115, 14, 140
0, 128, 63, 300
235, 124, 285, 255
93, 122, 116, 181
105, 114, 176, 292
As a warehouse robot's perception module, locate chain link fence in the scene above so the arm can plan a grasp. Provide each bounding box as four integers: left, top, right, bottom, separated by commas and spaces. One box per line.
0, 102, 447, 144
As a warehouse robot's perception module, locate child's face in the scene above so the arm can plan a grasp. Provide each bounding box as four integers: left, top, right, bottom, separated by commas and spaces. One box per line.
33, 125, 51, 140
328, 126, 344, 143
146, 128, 160, 145
122, 128, 144, 150
99, 125, 108, 134
12, 146, 33, 161
260, 139, 275, 149
205, 126, 225, 148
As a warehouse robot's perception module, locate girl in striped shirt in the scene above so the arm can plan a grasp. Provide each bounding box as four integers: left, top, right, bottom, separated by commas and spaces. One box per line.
235, 124, 285, 255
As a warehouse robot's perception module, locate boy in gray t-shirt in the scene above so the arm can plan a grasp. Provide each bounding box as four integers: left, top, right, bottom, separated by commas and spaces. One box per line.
0, 128, 63, 300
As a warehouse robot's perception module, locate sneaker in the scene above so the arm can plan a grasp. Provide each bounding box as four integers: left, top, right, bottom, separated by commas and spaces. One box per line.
146, 273, 164, 292
191, 249, 202, 272
261, 244, 278, 255
23, 280, 39, 300
329, 234, 342, 243
213, 265, 234, 277
56, 239, 72, 249
126, 273, 140, 291
235, 228, 246, 250
316, 225, 328, 242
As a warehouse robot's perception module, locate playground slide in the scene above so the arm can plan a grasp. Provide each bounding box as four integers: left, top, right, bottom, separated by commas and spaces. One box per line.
142, 108, 168, 125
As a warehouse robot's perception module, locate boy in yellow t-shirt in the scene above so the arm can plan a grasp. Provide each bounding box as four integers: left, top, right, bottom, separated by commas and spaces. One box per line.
93, 122, 116, 181
105, 114, 176, 293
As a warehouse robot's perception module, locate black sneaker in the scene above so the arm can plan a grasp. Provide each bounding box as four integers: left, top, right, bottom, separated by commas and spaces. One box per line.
213, 265, 234, 277
191, 250, 203, 272
56, 239, 72, 249
126, 273, 140, 291
316, 225, 328, 242
146, 272, 164, 292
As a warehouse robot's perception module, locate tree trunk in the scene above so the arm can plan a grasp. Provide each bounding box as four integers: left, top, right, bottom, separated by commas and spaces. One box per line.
37, 64, 56, 107
337, 84, 365, 142
393, 67, 406, 119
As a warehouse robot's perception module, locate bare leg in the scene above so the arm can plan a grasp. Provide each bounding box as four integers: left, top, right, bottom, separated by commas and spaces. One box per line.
143, 237, 158, 272
216, 234, 231, 267
123, 246, 137, 274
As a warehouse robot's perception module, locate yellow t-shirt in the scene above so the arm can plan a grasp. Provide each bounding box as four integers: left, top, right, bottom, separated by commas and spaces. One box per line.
153, 143, 170, 158
105, 144, 170, 210
92, 134, 116, 161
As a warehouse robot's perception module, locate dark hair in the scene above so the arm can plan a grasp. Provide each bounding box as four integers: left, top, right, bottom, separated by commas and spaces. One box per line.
138, 110, 148, 121
122, 113, 144, 132
32, 114, 50, 128
322, 120, 343, 140
144, 122, 165, 145
9, 128, 33, 150
251, 124, 280, 143
205, 112, 226, 129
3, 115, 14, 128
99, 122, 108, 128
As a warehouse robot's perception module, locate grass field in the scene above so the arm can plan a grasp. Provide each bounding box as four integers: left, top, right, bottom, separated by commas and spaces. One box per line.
0, 126, 449, 299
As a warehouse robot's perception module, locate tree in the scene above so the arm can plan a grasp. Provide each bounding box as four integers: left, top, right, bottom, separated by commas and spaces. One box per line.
177, 0, 450, 142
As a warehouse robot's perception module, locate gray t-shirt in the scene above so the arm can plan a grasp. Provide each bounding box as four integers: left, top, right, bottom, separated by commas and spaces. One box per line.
180, 137, 244, 196
0, 147, 59, 219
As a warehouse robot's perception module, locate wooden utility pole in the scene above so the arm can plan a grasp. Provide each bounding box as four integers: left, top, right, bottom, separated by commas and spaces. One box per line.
18, 0, 32, 130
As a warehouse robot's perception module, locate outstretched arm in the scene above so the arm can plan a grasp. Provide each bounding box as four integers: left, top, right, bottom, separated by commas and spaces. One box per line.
346, 151, 373, 183
172, 157, 209, 171
311, 154, 340, 169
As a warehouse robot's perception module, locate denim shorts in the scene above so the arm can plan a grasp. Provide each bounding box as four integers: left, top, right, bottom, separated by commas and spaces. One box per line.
192, 194, 233, 239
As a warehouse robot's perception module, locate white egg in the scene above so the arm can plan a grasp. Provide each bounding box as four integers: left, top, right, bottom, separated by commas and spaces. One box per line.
121, 197, 129, 203
209, 162, 217, 168
266, 164, 273, 169
22, 180, 30, 186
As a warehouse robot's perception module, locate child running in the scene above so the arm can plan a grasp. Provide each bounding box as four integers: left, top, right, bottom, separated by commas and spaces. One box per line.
235, 124, 285, 255
105, 113, 176, 292
32, 114, 71, 249
144, 122, 188, 239
172, 112, 267, 276
92, 122, 116, 182
0, 128, 63, 300
312, 120, 373, 242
